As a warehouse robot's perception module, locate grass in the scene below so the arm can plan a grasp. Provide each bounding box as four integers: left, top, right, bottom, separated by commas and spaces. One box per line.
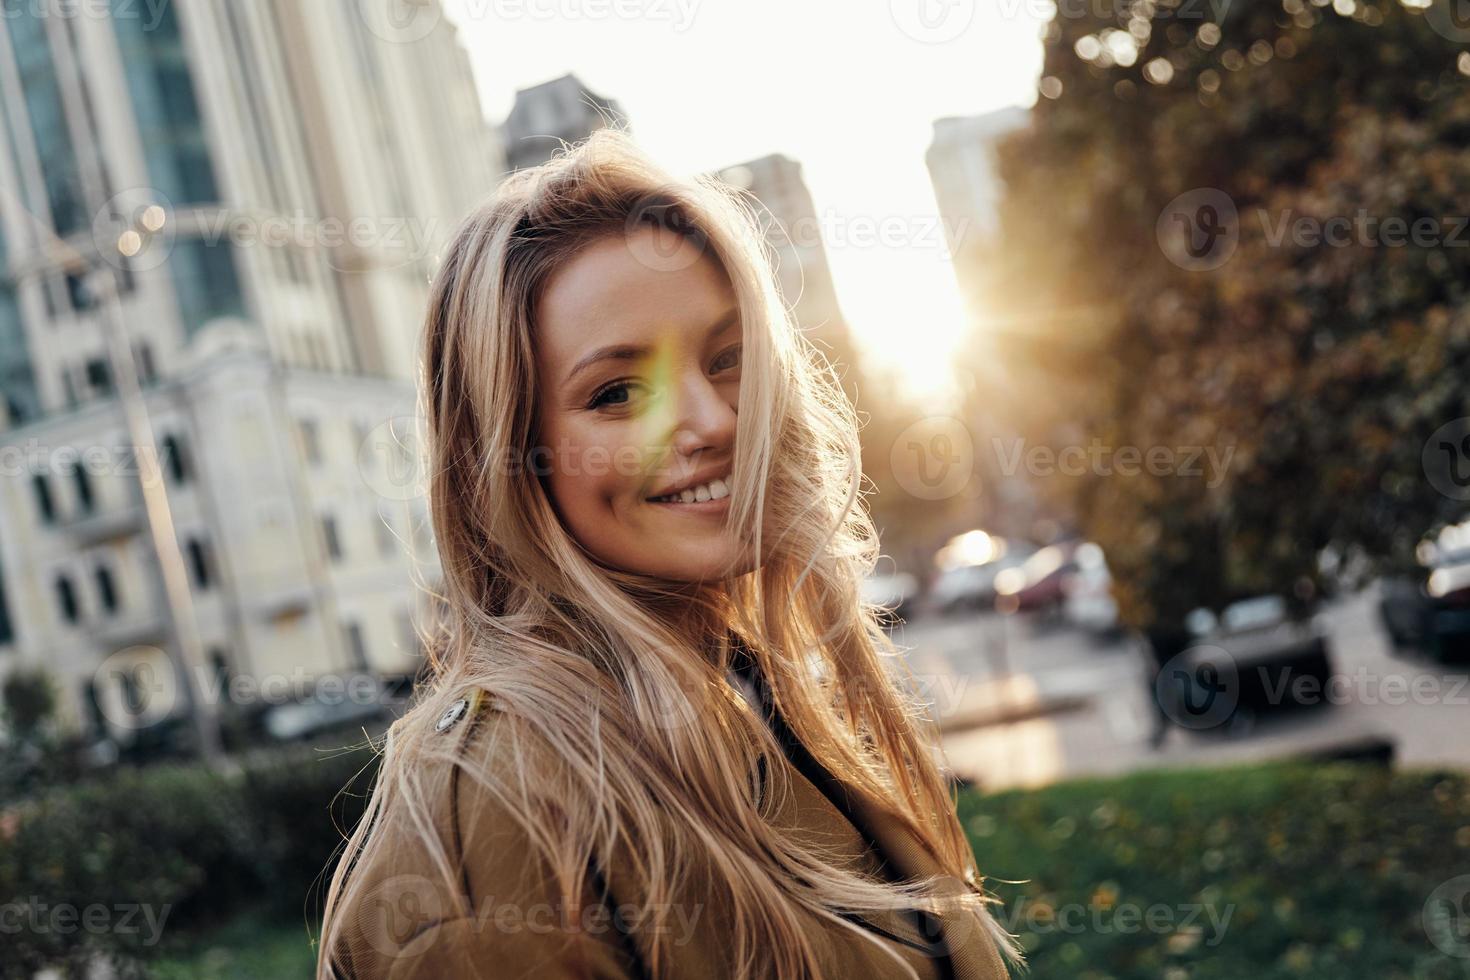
150, 762, 1470, 979
149, 910, 317, 980
959, 762, 1470, 979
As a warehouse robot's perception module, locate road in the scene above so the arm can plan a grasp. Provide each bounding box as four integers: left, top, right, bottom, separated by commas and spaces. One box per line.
891, 588, 1470, 791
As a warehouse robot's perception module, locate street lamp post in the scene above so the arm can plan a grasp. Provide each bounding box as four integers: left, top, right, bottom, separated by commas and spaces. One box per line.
23, 199, 228, 769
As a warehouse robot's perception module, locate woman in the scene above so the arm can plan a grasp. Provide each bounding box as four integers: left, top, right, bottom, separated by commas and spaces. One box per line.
318, 130, 1017, 980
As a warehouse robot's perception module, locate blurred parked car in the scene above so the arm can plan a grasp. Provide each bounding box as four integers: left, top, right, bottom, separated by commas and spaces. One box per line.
261, 682, 391, 742
1171, 595, 1335, 730
927, 548, 1033, 616
994, 541, 1079, 616
1378, 526, 1470, 661
1062, 542, 1120, 638
862, 571, 920, 627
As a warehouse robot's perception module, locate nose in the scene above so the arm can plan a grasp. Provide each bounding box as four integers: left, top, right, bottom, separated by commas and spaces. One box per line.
668, 369, 736, 460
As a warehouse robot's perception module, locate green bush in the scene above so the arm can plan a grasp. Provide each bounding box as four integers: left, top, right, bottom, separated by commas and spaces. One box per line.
961, 763, 1470, 979
4, 747, 1467, 980
0, 739, 380, 979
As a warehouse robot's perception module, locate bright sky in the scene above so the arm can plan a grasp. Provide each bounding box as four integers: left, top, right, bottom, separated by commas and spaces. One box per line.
441, 0, 1047, 407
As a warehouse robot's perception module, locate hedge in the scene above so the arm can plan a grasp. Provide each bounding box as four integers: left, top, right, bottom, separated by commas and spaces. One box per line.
0, 739, 381, 980
3, 748, 1468, 979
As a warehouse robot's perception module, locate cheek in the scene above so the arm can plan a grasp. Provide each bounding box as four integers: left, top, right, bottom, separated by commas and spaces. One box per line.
546, 432, 643, 520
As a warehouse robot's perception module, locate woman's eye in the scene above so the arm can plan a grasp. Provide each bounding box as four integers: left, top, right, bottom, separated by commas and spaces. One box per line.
712, 345, 742, 373
588, 381, 641, 410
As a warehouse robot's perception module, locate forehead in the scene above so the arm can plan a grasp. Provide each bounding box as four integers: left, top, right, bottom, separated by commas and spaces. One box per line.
535, 227, 736, 367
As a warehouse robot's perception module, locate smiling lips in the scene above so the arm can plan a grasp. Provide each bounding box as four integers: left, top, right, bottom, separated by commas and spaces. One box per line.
648, 476, 732, 505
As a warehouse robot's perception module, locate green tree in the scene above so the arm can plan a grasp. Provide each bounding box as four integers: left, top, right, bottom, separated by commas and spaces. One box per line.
977, 0, 1470, 635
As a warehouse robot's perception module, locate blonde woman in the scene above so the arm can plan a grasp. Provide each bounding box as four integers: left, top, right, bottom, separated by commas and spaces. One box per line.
318, 130, 1017, 980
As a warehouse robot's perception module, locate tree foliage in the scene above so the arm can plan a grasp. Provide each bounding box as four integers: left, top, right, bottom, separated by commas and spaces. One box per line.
979, 0, 1470, 629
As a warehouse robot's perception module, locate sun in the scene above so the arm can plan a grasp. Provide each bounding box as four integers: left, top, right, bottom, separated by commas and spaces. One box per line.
835, 248, 972, 412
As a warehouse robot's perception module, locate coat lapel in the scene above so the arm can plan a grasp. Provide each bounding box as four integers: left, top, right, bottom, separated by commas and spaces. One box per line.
839, 789, 1009, 980
729, 631, 1008, 980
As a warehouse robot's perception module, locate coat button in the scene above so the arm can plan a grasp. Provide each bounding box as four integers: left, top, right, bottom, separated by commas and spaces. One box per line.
436, 698, 469, 733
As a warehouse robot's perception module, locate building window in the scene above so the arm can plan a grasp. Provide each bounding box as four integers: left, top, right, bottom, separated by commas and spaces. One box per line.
343, 620, 368, 672
169, 239, 246, 338
110, 0, 220, 206
160, 433, 190, 483
32, 473, 55, 523
208, 647, 231, 690
6, 6, 87, 236
322, 515, 342, 562
55, 573, 79, 623
66, 272, 94, 313
0, 566, 14, 645
85, 357, 111, 395
70, 459, 93, 513
95, 563, 118, 613
82, 679, 106, 734
135, 342, 156, 384
0, 283, 38, 425
185, 537, 212, 590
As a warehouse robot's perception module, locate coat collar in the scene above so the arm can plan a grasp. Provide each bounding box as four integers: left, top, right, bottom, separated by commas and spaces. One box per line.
726, 630, 1007, 979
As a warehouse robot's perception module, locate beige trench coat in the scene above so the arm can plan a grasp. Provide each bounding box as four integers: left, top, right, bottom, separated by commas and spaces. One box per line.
325, 675, 1011, 980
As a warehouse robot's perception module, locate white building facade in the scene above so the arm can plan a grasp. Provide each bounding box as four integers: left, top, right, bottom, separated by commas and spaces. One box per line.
0, 0, 502, 741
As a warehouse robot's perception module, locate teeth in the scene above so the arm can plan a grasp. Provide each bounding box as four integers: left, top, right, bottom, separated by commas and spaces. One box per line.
651, 476, 732, 504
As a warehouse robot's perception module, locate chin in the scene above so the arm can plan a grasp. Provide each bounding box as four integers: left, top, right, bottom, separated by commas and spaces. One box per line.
639, 545, 743, 584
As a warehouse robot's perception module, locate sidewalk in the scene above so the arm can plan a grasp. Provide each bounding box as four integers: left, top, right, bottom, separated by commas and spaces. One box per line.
900, 593, 1470, 792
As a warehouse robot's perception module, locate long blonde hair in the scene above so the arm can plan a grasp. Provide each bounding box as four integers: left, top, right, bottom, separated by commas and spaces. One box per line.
318, 129, 1016, 979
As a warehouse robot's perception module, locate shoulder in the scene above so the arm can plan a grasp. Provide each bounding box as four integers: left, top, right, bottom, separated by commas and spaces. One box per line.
321, 688, 635, 979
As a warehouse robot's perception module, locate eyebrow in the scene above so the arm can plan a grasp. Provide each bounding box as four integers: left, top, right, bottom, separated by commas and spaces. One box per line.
563, 308, 741, 386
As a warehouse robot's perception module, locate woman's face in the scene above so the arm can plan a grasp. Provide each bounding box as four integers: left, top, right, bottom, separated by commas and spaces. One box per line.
533, 223, 749, 582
